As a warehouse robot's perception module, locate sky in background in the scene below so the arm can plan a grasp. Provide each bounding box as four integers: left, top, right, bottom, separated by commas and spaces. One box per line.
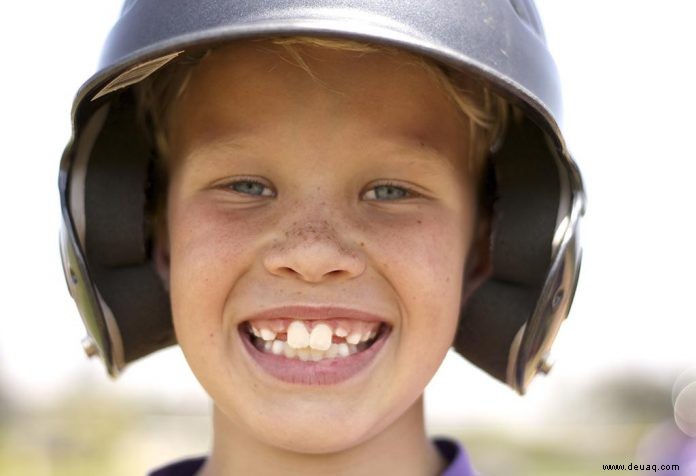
0, 1, 694, 425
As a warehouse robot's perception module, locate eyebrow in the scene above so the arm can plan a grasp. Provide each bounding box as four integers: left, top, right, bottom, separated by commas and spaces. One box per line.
182, 132, 460, 173
180, 136, 253, 166
373, 128, 461, 172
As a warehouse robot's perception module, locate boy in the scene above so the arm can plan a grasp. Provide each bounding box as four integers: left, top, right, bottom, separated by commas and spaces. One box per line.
59, 1, 585, 474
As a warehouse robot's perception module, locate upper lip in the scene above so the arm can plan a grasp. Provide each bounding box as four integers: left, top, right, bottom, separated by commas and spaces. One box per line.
241, 305, 391, 324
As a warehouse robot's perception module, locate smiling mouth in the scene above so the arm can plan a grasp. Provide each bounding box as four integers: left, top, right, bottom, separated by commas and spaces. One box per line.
242, 321, 390, 361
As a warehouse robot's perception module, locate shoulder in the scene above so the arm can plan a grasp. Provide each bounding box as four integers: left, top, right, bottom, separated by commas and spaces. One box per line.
147, 455, 206, 476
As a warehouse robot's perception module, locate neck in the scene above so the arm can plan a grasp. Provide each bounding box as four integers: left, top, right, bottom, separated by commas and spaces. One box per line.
198, 395, 447, 476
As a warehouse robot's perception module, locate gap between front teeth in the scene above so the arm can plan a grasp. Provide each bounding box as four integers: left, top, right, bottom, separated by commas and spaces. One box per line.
249, 319, 380, 361
251, 320, 378, 348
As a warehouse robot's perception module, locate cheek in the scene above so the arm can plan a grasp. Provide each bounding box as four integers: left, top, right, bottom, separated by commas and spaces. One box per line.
369, 210, 470, 337
166, 197, 264, 342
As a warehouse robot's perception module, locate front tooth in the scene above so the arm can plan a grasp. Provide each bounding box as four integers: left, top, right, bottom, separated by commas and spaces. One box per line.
335, 327, 349, 337
260, 328, 276, 341
271, 340, 284, 355
309, 323, 333, 351
346, 332, 361, 345
287, 321, 310, 349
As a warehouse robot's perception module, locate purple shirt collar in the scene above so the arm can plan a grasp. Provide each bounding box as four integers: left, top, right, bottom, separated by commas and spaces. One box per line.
433, 436, 477, 476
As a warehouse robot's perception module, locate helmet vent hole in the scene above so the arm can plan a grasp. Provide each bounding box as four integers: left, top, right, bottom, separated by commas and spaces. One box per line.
552, 289, 564, 309
507, 0, 546, 41
69, 268, 79, 285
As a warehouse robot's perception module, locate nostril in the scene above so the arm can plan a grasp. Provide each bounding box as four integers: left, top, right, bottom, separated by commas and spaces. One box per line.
278, 267, 296, 277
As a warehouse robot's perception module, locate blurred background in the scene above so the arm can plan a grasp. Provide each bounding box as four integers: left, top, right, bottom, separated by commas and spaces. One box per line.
1, 1, 695, 475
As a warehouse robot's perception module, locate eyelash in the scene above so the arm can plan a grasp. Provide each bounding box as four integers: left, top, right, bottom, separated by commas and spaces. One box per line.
221, 179, 419, 200
363, 181, 419, 200
224, 178, 275, 197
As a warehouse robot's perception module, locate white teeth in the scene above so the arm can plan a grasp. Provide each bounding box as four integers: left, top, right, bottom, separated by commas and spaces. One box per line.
326, 343, 339, 358
310, 348, 324, 361
309, 323, 333, 351
296, 347, 311, 361
249, 320, 386, 361
260, 328, 276, 341
271, 340, 284, 355
287, 321, 310, 349
283, 342, 297, 358
346, 332, 361, 345
258, 338, 360, 360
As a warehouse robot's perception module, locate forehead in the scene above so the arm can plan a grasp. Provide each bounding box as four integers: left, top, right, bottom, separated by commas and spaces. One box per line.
168, 40, 468, 168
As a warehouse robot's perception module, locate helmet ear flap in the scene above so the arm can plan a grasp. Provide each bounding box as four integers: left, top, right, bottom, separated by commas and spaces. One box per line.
85, 93, 174, 367
62, 91, 175, 374
454, 280, 537, 384
454, 115, 562, 393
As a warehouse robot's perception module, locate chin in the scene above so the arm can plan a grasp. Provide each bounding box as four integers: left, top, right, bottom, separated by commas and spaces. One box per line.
260, 420, 369, 455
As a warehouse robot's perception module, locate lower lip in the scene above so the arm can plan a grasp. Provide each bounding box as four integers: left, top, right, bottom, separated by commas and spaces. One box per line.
239, 324, 391, 386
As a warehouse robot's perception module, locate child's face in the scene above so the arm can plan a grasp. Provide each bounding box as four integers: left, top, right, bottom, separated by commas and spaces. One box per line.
161, 41, 484, 452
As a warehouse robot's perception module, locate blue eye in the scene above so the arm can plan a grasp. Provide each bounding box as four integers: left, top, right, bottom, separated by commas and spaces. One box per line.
364, 182, 417, 200
226, 179, 274, 197
222, 179, 416, 200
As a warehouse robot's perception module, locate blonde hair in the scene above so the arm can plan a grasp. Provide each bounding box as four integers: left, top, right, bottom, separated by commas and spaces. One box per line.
136, 35, 509, 181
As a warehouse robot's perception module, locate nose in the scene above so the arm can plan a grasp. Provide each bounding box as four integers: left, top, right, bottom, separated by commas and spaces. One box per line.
263, 219, 366, 283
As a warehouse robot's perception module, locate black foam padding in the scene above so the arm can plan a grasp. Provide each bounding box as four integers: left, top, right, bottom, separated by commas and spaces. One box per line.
86, 97, 148, 267
490, 118, 560, 286
92, 265, 174, 363
454, 280, 536, 380
455, 117, 560, 384
84, 92, 174, 365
